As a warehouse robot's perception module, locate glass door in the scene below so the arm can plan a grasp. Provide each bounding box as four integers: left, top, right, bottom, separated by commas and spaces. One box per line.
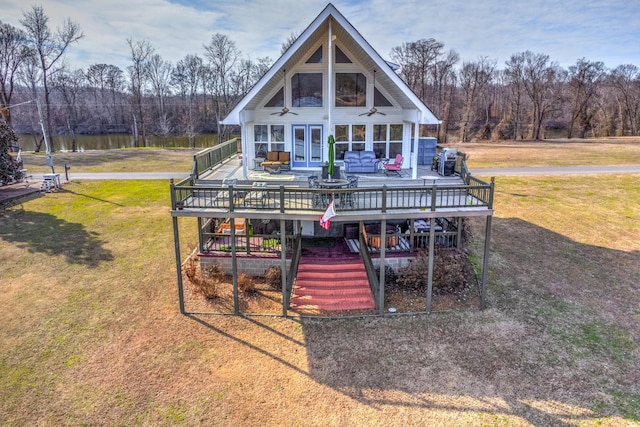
293, 125, 306, 167
292, 125, 323, 168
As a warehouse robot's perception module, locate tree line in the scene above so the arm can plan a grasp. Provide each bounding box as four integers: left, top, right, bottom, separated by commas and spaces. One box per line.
2, 6, 640, 152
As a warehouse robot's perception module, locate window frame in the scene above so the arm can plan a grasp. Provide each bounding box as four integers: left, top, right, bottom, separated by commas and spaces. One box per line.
335, 72, 366, 107
254, 124, 285, 157
334, 124, 367, 160
291, 73, 323, 107
372, 123, 403, 159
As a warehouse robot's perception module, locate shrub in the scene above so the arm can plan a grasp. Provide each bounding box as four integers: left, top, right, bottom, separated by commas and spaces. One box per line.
375, 265, 397, 285
396, 248, 469, 293
238, 273, 257, 296
264, 266, 282, 290
0, 120, 23, 185
202, 263, 225, 282
183, 256, 221, 299
459, 217, 473, 246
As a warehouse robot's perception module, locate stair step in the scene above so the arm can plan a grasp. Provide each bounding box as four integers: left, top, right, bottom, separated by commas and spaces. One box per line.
296, 272, 367, 280
293, 288, 372, 297
292, 253, 374, 312
294, 280, 370, 288
291, 299, 375, 311
298, 263, 363, 270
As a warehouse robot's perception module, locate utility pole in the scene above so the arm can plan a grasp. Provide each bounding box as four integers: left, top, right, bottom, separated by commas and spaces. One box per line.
36, 99, 55, 174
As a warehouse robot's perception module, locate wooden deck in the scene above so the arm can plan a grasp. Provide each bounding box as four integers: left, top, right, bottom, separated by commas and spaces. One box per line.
172, 179, 493, 222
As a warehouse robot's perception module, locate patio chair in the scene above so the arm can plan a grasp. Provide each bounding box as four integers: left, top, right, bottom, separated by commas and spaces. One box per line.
345, 175, 359, 207
309, 179, 325, 208
382, 154, 403, 176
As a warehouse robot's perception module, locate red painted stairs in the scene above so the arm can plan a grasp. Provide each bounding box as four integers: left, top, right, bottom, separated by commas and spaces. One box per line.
290, 258, 375, 314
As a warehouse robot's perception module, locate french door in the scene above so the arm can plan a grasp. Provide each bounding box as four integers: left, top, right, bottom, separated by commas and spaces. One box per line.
292, 124, 323, 168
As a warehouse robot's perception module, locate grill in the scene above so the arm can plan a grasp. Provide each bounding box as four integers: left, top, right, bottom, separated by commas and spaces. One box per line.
438, 148, 457, 176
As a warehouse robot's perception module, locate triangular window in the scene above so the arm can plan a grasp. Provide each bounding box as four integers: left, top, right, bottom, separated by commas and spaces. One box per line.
335, 45, 352, 63
374, 87, 393, 107
306, 46, 323, 64
265, 87, 284, 107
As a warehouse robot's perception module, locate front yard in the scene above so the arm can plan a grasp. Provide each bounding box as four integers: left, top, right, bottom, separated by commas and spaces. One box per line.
1, 160, 638, 425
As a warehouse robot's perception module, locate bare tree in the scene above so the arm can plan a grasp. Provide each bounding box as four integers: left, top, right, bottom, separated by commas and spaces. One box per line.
172, 54, 206, 146
391, 38, 445, 100
458, 57, 496, 142
16, 53, 45, 151
0, 21, 31, 126
521, 51, 563, 140
52, 67, 86, 151
85, 64, 124, 133
126, 38, 154, 146
204, 33, 240, 142
20, 5, 83, 151
233, 57, 272, 96
147, 54, 173, 135
431, 50, 458, 143
253, 56, 273, 82
609, 64, 640, 136
504, 53, 529, 140
566, 58, 606, 138
592, 72, 619, 137
281, 32, 300, 55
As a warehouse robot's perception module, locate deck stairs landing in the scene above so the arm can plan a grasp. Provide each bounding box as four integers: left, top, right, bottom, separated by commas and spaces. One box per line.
290, 257, 375, 314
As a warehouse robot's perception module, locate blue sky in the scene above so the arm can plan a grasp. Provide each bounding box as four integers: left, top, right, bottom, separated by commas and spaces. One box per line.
3, 0, 639, 71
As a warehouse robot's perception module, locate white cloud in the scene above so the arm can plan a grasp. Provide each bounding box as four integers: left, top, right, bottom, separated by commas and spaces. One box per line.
2, 0, 639, 71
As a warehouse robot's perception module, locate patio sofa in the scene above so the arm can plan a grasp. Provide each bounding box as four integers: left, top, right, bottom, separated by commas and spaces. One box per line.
343, 150, 379, 173
260, 151, 290, 172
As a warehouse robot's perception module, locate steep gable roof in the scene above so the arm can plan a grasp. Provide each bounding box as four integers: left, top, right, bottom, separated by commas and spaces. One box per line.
221, 3, 439, 125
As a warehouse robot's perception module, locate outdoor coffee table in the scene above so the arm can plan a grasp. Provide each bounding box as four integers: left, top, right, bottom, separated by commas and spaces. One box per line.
318, 178, 348, 188
418, 175, 442, 203
317, 179, 348, 207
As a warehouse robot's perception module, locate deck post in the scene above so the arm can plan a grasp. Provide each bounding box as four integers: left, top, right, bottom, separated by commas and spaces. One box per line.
378, 220, 386, 315
382, 186, 387, 213
172, 215, 185, 315
197, 217, 204, 252
409, 218, 415, 252
480, 178, 495, 309
281, 219, 288, 317
230, 217, 239, 315
426, 217, 436, 313
481, 215, 492, 310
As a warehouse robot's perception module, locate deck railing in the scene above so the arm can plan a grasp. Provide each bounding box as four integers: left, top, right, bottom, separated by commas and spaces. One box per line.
359, 227, 380, 310
191, 137, 240, 179
171, 180, 493, 214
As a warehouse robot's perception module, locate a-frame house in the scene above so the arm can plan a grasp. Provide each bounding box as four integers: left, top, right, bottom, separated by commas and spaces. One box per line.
222, 3, 440, 179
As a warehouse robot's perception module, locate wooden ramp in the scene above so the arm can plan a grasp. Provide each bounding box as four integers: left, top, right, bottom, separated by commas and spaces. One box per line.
290, 257, 375, 314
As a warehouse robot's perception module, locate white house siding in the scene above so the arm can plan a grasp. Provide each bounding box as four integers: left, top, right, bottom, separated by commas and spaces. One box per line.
247, 40, 415, 169
225, 5, 439, 175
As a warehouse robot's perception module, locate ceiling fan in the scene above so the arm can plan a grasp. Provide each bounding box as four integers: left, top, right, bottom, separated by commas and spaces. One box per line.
359, 106, 386, 117
272, 106, 297, 116
271, 69, 298, 116
359, 69, 386, 116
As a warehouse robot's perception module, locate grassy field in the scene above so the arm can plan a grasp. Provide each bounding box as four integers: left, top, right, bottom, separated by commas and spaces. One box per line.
1, 141, 639, 425
18, 148, 196, 173
15, 136, 640, 174
451, 137, 640, 168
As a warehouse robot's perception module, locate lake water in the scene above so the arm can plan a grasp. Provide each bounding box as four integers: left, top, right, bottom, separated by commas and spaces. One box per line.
17, 133, 231, 151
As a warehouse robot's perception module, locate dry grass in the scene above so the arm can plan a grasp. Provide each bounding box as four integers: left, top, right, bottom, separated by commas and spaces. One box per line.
1, 143, 639, 425
18, 148, 195, 173
450, 137, 640, 168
